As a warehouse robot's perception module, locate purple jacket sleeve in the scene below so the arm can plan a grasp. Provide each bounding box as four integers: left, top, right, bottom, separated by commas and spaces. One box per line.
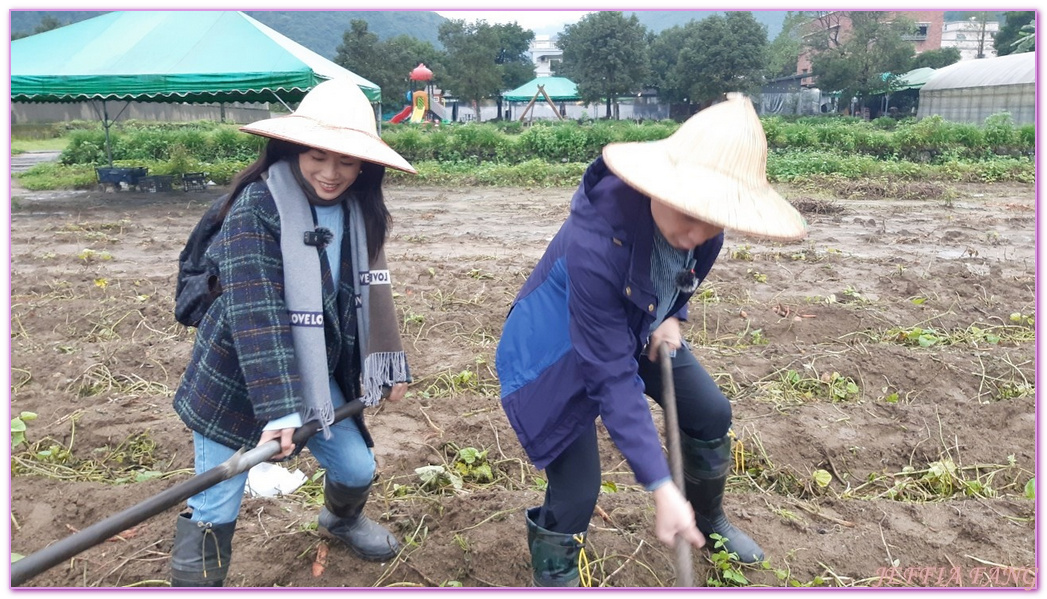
565, 228, 671, 488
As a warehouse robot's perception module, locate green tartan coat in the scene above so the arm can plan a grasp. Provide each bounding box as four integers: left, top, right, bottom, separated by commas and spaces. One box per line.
173, 181, 370, 450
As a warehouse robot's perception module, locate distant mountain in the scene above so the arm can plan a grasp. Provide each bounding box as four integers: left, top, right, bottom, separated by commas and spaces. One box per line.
626, 10, 787, 38
10, 10, 448, 59
244, 11, 446, 57
10, 10, 111, 34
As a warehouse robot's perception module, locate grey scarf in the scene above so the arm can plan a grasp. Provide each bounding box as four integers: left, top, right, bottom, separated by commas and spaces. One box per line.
267, 160, 409, 439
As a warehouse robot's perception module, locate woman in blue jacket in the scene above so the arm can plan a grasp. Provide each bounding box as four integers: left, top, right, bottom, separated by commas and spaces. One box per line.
496, 94, 807, 586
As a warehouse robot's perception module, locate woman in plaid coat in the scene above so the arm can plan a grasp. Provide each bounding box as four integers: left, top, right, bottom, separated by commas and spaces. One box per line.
169, 79, 416, 586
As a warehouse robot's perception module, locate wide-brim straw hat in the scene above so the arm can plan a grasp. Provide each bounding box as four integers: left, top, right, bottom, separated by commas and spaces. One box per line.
602, 93, 805, 241
241, 77, 416, 174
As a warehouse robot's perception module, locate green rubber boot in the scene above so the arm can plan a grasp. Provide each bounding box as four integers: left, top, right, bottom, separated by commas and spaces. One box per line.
525, 507, 587, 587
681, 432, 765, 564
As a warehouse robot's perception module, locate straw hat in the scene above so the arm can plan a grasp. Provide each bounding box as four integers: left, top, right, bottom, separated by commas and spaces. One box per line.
602, 93, 805, 240
241, 78, 416, 174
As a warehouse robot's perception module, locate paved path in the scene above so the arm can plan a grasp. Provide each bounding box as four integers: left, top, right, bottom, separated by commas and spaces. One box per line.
11, 150, 61, 173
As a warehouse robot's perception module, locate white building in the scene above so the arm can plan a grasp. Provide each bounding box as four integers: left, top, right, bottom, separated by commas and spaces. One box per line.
940, 19, 999, 61
529, 35, 563, 77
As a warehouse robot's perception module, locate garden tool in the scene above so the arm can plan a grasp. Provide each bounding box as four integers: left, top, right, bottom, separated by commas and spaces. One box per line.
10, 399, 366, 587
659, 343, 694, 587
680, 431, 765, 564
525, 507, 587, 587
319, 480, 400, 561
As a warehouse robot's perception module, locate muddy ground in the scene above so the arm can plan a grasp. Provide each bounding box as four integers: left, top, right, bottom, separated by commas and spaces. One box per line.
8, 177, 1036, 589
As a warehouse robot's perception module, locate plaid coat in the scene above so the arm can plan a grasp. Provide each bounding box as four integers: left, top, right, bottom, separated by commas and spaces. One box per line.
174, 180, 371, 451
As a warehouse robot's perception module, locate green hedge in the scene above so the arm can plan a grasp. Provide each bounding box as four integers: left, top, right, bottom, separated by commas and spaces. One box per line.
34, 113, 1034, 189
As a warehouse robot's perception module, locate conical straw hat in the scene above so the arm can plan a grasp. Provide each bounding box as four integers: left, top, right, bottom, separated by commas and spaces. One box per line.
241, 77, 416, 174
602, 93, 805, 240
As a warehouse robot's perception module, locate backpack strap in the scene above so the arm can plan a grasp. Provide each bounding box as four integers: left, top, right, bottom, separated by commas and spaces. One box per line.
175, 194, 228, 327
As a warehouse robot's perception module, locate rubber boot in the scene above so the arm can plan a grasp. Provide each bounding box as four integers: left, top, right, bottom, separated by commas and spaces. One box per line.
318, 480, 399, 561
525, 507, 586, 587
170, 512, 235, 587
681, 432, 765, 564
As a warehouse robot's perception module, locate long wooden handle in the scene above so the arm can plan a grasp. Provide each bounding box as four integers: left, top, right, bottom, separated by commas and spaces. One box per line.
660, 343, 694, 587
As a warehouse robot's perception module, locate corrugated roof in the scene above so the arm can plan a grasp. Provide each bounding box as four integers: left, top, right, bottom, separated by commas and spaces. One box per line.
921, 52, 1035, 92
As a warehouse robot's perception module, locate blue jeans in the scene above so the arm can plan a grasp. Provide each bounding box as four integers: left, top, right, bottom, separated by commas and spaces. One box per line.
187, 386, 375, 525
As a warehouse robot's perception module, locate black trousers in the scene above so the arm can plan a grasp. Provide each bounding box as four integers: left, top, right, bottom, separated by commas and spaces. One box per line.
534, 344, 732, 534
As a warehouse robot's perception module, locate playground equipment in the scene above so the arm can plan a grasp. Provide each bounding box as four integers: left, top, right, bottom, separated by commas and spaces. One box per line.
518, 84, 565, 123
389, 63, 448, 124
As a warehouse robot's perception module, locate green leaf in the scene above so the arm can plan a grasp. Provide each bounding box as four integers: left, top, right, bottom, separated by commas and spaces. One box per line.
457, 447, 482, 464
910, 297, 927, 305
134, 470, 163, 483
12, 553, 25, 563
1024, 478, 1035, 500
11, 418, 26, 433
600, 480, 618, 494
917, 334, 937, 347
812, 469, 833, 488
884, 392, 900, 404
19, 412, 38, 421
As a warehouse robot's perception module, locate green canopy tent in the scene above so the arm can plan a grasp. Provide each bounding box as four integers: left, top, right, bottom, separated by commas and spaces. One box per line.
11, 10, 381, 166
502, 76, 581, 102
502, 76, 580, 121
875, 67, 936, 116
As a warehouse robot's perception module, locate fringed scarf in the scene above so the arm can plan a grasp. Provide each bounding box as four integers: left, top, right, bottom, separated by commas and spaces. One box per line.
267, 159, 409, 440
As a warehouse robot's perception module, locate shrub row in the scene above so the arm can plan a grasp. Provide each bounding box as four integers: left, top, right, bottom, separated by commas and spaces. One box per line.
55, 114, 1034, 176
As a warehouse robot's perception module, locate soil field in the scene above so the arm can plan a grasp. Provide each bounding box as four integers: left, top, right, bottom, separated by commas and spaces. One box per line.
9, 178, 1036, 589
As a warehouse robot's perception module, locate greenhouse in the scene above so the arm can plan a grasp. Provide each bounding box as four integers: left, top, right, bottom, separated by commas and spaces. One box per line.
917, 52, 1035, 125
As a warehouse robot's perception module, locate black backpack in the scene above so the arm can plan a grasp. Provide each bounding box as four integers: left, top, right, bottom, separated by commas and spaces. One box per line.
174, 195, 229, 327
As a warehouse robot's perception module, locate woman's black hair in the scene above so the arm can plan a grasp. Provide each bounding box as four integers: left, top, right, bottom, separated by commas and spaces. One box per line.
220, 138, 390, 259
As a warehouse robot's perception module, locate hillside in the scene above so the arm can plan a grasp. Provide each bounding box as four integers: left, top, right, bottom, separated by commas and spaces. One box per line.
626, 10, 786, 38
10, 10, 448, 59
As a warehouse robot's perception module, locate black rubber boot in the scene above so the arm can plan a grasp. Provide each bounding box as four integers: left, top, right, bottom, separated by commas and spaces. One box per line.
170, 512, 235, 587
318, 480, 399, 561
681, 432, 765, 564
525, 507, 586, 587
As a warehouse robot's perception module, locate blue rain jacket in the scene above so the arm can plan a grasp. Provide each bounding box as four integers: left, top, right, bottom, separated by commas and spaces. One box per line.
495, 157, 723, 487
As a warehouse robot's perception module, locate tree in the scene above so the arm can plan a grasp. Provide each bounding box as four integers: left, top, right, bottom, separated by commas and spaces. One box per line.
491, 22, 536, 119
647, 25, 691, 104
438, 19, 524, 121
994, 11, 1035, 56
809, 12, 916, 111
556, 12, 650, 119
673, 12, 768, 107
909, 47, 961, 70
1012, 21, 1035, 53
334, 20, 383, 81
334, 20, 442, 109
765, 11, 816, 78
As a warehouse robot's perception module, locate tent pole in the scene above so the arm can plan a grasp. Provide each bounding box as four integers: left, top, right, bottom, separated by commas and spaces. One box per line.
102, 101, 114, 168
270, 90, 293, 112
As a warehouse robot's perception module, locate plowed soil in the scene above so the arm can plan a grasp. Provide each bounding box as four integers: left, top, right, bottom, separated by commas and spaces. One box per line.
9, 178, 1036, 589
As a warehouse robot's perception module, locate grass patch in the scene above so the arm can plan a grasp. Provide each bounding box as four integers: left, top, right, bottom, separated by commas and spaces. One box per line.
12, 136, 70, 153
15, 162, 97, 190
